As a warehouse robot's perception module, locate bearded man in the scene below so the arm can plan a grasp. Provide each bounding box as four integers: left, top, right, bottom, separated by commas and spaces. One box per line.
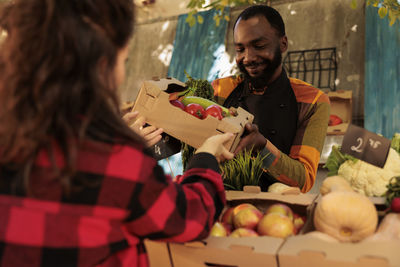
212, 5, 330, 193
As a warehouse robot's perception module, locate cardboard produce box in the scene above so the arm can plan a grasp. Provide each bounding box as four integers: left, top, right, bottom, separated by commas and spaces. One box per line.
327, 90, 352, 135
144, 239, 172, 267
132, 77, 254, 153
147, 188, 317, 267
278, 195, 400, 267
278, 234, 400, 267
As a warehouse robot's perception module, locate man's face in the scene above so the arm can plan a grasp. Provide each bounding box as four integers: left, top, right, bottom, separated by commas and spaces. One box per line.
234, 15, 285, 88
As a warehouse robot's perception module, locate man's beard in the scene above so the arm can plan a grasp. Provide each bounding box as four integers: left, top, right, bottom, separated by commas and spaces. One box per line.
238, 46, 282, 89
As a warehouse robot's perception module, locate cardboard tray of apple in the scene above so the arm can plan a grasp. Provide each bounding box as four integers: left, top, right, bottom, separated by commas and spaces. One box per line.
210, 201, 307, 238
157, 190, 318, 267
208, 188, 314, 239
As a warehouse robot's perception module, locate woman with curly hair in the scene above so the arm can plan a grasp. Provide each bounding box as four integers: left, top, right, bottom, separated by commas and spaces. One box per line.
0, 1, 233, 266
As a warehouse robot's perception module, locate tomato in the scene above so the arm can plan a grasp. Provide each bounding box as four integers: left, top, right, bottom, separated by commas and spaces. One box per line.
328, 114, 343, 126
204, 104, 223, 120
170, 99, 185, 110
184, 103, 205, 119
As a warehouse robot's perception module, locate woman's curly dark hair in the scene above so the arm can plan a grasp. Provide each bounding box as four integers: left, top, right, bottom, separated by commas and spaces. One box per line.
0, 0, 141, 194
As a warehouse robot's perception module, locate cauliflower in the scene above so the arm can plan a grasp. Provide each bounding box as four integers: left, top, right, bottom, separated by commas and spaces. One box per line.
337, 148, 400, 197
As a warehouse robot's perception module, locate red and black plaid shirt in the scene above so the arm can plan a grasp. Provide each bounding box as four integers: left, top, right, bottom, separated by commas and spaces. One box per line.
0, 139, 226, 267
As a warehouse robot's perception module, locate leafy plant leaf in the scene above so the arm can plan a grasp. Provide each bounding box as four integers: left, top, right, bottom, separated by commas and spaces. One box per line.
323, 146, 358, 176
388, 9, 396, 26
378, 6, 388, 18
197, 15, 204, 24
350, 0, 358, 9
180, 73, 215, 169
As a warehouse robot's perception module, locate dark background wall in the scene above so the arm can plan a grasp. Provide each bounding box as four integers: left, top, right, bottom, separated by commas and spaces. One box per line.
122, 0, 366, 125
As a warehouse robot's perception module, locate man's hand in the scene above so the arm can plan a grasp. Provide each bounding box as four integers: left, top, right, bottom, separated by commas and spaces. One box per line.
123, 111, 163, 148
234, 123, 267, 154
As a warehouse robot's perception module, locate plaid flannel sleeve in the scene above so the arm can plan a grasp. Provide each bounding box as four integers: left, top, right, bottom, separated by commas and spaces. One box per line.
122, 151, 226, 243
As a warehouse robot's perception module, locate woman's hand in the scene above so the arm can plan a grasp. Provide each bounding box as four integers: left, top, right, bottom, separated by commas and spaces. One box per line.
195, 133, 235, 162
123, 111, 163, 147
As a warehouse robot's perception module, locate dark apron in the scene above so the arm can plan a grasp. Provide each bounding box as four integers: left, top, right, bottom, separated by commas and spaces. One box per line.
223, 71, 298, 191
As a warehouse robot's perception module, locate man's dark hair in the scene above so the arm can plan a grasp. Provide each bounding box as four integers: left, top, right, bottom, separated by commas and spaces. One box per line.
234, 5, 286, 37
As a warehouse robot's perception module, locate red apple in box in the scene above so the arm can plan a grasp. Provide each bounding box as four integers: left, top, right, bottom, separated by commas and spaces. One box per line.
293, 213, 307, 233
265, 203, 294, 221
230, 228, 259, 237
210, 222, 230, 237
220, 207, 234, 225
232, 203, 258, 216
257, 213, 294, 238
233, 207, 263, 230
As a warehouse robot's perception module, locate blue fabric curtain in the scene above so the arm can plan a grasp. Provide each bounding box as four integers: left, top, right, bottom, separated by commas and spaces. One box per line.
365, 6, 400, 138
167, 8, 230, 82
160, 9, 230, 176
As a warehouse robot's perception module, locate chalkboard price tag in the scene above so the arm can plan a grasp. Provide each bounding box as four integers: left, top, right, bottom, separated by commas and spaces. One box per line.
147, 133, 181, 161
340, 124, 391, 168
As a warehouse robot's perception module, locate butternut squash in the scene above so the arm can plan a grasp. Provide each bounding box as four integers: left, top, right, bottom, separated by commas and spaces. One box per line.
313, 191, 378, 242
320, 175, 353, 196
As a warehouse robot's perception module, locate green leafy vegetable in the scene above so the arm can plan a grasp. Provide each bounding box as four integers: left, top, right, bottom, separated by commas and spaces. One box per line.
390, 133, 400, 154
220, 148, 267, 191
385, 176, 400, 207
323, 146, 357, 176
180, 72, 215, 170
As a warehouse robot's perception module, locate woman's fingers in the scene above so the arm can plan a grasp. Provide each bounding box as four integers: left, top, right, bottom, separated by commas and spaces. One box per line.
141, 124, 158, 136
220, 148, 234, 161
196, 132, 234, 162
130, 116, 146, 133
143, 128, 164, 147
122, 111, 163, 148
122, 110, 139, 124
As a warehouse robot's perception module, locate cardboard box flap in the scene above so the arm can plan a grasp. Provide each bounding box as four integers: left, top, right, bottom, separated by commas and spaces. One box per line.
201, 236, 282, 254
328, 90, 352, 99
169, 236, 284, 267
141, 81, 162, 98
327, 90, 353, 135
225, 189, 317, 206
141, 77, 186, 98
148, 76, 186, 89
144, 239, 173, 267
218, 107, 252, 132
327, 123, 350, 135
279, 235, 400, 266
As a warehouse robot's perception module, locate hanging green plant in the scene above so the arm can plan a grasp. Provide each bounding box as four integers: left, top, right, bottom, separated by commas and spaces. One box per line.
185, 0, 268, 27
351, 0, 400, 26
185, 0, 400, 27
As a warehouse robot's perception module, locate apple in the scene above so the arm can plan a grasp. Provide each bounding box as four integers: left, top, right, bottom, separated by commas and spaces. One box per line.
230, 228, 259, 237
293, 213, 306, 233
265, 203, 294, 221
233, 207, 263, 230
209, 222, 229, 237
222, 222, 233, 234
220, 207, 234, 225
232, 203, 258, 217
221, 203, 257, 225
257, 213, 295, 238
